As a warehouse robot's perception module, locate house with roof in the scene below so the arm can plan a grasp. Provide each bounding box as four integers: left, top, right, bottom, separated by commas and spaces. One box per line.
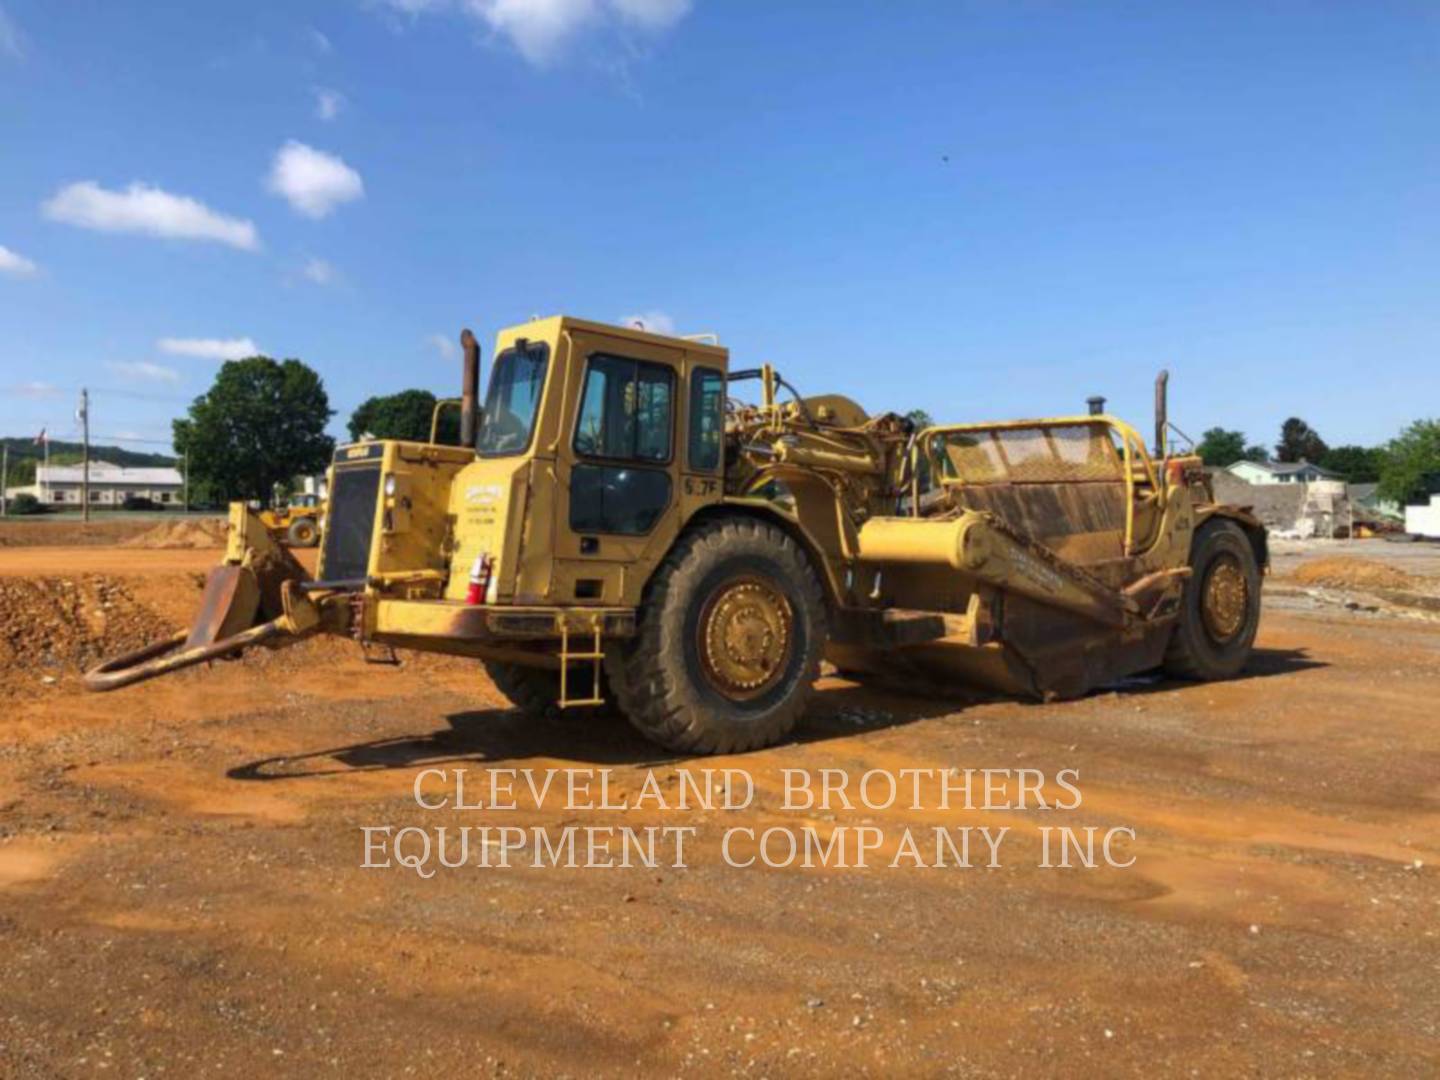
1225, 459, 1342, 485
1210, 462, 1351, 538
4, 460, 184, 507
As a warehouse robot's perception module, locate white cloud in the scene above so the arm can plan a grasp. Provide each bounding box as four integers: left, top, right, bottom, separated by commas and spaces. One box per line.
620, 310, 676, 335
42, 181, 259, 251
301, 257, 337, 285
466, 0, 598, 65
314, 87, 345, 121
426, 333, 460, 363
382, 0, 690, 65
157, 336, 260, 361
266, 140, 364, 219
0, 243, 38, 277
309, 27, 333, 53
11, 381, 60, 399
105, 360, 180, 384
0, 3, 24, 61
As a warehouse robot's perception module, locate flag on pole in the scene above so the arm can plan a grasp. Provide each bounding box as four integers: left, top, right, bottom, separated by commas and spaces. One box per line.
34, 428, 46, 445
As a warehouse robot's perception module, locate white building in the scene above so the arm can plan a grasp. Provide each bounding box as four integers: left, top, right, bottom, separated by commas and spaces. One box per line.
5, 460, 184, 507
1226, 459, 1342, 485
1406, 495, 1440, 539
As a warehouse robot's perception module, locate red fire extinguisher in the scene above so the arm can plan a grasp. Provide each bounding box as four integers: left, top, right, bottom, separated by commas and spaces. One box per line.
465, 553, 493, 606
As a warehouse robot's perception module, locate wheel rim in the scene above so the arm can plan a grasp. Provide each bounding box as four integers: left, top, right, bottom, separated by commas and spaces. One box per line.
696, 576, 794, 701
1200, 554, 1248, 642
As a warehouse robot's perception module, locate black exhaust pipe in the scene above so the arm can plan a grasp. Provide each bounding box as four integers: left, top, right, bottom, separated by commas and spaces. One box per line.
1154, 369, 1169, 457
460, 328, 480, 447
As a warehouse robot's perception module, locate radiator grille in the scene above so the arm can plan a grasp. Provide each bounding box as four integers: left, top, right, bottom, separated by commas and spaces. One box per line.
321, 465, 381, 580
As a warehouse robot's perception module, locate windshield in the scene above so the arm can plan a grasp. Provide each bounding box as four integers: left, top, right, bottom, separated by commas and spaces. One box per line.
477, 343, 549, 455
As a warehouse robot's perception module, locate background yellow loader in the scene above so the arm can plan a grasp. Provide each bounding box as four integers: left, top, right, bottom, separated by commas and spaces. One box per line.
258, 492, 323, 548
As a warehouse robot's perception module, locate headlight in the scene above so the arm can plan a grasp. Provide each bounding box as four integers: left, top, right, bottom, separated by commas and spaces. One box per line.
383, 474, 397, 498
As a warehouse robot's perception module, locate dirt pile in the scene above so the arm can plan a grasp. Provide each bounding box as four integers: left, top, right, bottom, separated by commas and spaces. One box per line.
120, 518, 228, 549
0, 576, 177, 683
0, 518, 161, 547
1289, 557, 1427, 593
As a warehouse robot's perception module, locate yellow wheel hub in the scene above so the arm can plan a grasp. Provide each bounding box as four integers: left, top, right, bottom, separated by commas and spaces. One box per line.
1201, 555, 1248, 642
698, 578, 794, 700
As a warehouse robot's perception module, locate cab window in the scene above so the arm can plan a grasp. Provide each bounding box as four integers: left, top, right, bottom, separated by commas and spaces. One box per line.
477, 342, 549, 456
688, 367, 725, 472
573, 354, 673, 462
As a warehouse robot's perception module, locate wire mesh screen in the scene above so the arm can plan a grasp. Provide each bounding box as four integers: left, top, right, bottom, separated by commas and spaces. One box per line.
935, 432, 1006, 482
934, 423, 1123, 484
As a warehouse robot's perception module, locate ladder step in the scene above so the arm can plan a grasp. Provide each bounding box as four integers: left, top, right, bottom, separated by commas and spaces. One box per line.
557, 623, 606, 708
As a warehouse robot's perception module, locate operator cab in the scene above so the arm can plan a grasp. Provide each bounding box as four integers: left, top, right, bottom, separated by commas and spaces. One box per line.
317, 316, 730, 609
447, 316, 730, 608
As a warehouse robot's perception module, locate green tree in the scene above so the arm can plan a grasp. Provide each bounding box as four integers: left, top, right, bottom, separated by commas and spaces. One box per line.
1319, 444, 1384, 483
1378, 419, 1440, 505
905, 408, 934, 431
1196, 428, 1247, 467
8, 457, 36, 486
172, 356, 335, 503
1276, 417, 1328, 463
348, 389, 458, 443
1243, 444, 1269, 463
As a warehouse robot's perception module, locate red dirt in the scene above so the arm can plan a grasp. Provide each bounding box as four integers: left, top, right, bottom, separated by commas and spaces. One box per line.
0, 542, 1437, 1076
0, 517, 169, 547
119, 517, 231, 549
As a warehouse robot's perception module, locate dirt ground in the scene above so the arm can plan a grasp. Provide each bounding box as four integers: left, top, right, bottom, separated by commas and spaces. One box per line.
1, 535, 1438, 1076
0, 515, 224, 549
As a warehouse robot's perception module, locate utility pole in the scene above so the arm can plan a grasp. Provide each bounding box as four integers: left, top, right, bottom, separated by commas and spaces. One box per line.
1, 443, 8, 517
80, 388, 90, 522
183, 448, 189, 513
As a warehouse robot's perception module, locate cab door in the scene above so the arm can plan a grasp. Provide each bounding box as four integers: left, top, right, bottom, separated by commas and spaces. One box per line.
552, 332, 724, 606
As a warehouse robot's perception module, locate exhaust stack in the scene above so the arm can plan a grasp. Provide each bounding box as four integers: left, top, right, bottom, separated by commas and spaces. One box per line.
1154, 369, 1169, 457
459, 328, 480, 448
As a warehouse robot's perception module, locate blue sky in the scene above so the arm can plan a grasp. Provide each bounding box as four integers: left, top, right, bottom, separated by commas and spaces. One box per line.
2, 1, 1438, 458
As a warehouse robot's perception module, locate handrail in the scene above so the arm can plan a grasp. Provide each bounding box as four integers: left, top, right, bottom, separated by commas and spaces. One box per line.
546, 329, 576, 455
429, 398, 462, 444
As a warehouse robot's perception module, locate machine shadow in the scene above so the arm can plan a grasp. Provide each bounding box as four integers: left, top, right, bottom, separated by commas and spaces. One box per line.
227, 647, 1324, 781
225, 682, 954, 781
1104, 646, 1328, 695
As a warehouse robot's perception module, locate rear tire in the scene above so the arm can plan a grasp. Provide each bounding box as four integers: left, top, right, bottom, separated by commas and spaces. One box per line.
1163, 519, 1261, 680
287, 517, 319, 547
607, 516, 827, 755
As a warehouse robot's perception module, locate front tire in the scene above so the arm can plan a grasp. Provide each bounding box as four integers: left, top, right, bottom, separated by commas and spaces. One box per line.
607, 517, 828, 755
1163, 519, 1261, 680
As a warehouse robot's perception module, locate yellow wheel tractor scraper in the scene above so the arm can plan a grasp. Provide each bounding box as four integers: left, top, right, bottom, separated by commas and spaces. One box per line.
86, 317, 1267, 754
